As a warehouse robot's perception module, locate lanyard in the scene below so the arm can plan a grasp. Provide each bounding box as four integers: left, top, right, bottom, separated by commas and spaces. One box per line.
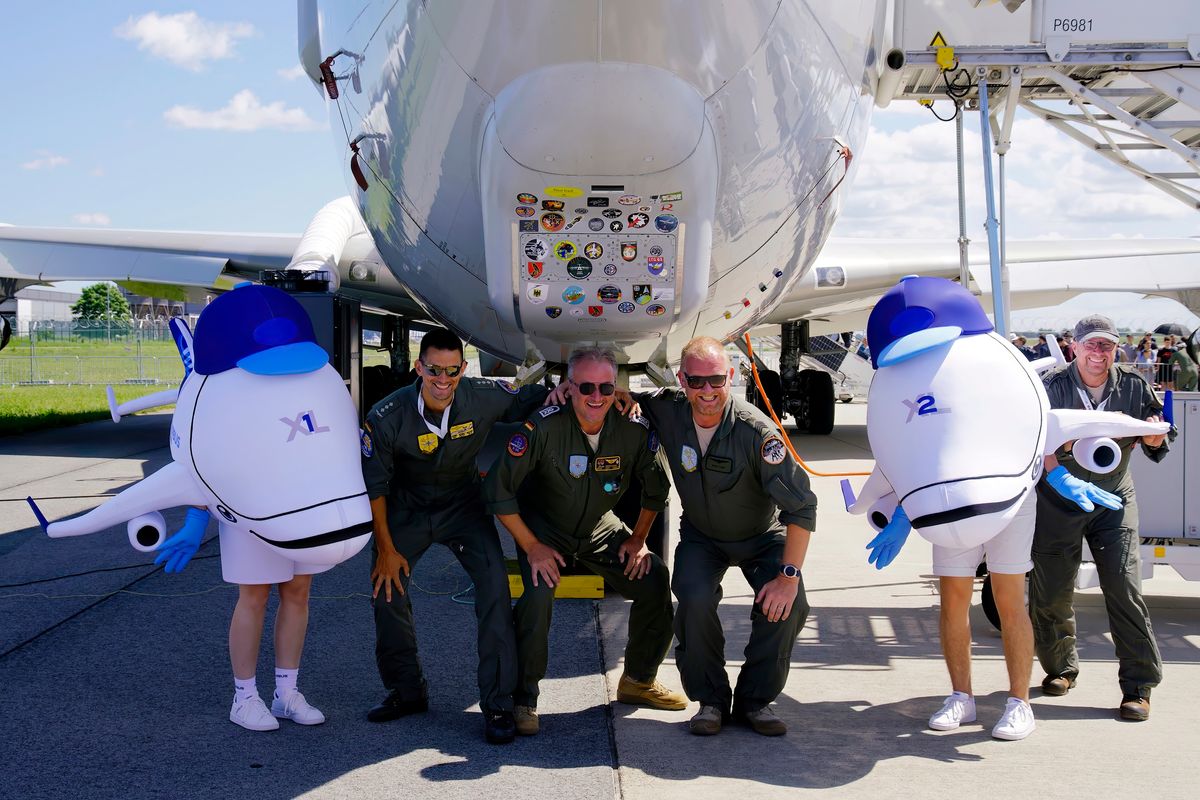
1076, 386, 1108, 412
416, 392, 451, 438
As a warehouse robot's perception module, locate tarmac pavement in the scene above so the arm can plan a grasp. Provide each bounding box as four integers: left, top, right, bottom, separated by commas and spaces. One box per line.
2, 404, 1198, 800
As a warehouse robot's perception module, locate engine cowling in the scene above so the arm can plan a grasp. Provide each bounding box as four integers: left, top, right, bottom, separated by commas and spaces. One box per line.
127, 512, 167, 552
1073, 437, 1121, 474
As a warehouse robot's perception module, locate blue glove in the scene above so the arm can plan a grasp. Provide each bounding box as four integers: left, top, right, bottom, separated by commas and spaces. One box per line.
1045, 466, 1122, 512
866, 505, 911, 570
154, 508, 210, 573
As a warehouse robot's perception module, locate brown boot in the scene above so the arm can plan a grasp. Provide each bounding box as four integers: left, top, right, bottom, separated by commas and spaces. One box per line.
616, 675, 688, 710
1119, 695, 1150, 721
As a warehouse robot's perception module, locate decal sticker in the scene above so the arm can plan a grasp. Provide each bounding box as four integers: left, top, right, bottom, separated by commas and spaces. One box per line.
595, 455, 621, 472
545, 306, 562, 319
554, 240, 577, 261
617, 301, 635, 314
627, 212, 649, 229
659, 191, 683, 203
649, 245, 663, 257
761, 437, 787, 465
646, 304, 666, 316
507, 432, 529, 457
544, 185, 583, 198
602, 208, 622, 219
541, 212, 565, 232
647, 256, 665, 275
495, 380, 518, 395
603, 264, 618, 276
815, 266, 846, 288
564, 215, 582, 230
569, 454, 588, 478
587, 197, 609, 207
524, 238, 548, 260
542, 199, 565, 211
584, 242, 603, 259
570, 307, 586, 317
588, 218, 604, 232
562, 285, 586, 304
609, 220, 624, 232
573, 207, 588, 215
360, 428, 374, 458
566, 256, 593, 279
515, 206, 535, 218
639, 206, 650, 212
621, 242, 637, 262
527, 261, 544, 278
648, 431, 659, 453
418, 432, 439, 454
450, 421, 476, 439
538, 405, 560, 418
618, 194, 641, 206
660, 203, 674, 211
517, 193, 537, 205
654, 214, 678, 233
681, 445, 698, 473
633, 285, 652, 305
588, 305, 604, 317
652, 287, 674, 302
597, 285, 621, 304
519, 219, 538, 232
526, 283, 548, 304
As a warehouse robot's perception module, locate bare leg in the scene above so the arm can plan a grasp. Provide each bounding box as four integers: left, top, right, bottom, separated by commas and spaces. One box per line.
990, 572, 1033, 701
274, 574, 313, 670
230, 584, 271, 680
939, 577, 975, 695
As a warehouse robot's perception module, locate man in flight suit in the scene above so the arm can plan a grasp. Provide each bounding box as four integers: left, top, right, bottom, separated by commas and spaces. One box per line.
633, 337, 816, 736
483, 347, 686, 736
1031, 314, 1174, 721
361, 328, 548, 744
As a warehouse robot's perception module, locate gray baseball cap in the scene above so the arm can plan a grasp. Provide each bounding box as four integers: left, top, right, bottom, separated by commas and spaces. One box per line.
1074, 314, 1120, 343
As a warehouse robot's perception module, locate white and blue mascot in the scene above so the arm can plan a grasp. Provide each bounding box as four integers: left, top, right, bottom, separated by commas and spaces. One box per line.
29, 283, 371, 582
843, 276, 1170, 568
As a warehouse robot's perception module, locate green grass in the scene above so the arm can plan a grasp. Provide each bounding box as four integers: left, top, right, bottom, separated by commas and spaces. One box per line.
3, 336, 178, 358
0, 384, 177, 437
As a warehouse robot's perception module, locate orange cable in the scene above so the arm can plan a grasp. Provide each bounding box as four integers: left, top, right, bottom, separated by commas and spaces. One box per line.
743, 333, 871, 478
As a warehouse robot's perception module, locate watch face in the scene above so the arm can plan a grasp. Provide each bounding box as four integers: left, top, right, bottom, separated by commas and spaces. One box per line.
779, 564, 799, 578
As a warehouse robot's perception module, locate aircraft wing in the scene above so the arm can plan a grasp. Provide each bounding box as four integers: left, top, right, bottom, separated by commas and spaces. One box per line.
762, 237, 1200, 335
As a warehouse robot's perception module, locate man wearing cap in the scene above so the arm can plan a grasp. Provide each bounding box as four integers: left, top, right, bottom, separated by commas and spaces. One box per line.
483, 347, 685, 736
1030, 314, 1174, 721
361, 328, 549, 744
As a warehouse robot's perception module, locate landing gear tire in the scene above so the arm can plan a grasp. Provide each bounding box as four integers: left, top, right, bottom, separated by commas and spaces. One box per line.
748, 368, 785, 421
799, 370, 835, 435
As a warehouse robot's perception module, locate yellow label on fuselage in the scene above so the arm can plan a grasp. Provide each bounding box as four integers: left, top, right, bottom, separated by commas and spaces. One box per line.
544, 185, 583, 198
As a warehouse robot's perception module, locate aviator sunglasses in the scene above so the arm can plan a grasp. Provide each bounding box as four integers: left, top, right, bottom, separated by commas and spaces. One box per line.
571, 379, 616, 396
682, 373, 728, 390
420, 361, 464, 377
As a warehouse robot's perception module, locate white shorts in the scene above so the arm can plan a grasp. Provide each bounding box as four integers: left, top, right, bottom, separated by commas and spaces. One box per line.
931, 490, 1036, 577
218, 523, 333, 585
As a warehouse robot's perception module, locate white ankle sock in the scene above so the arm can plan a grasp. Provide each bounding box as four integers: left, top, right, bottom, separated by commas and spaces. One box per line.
274, 667, 298, 699
234, 676, 258, 703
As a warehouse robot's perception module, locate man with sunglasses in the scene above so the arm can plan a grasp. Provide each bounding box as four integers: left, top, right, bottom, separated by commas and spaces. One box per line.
1030, 314, 1174, 722
483, 347, 684, 736
360, 328, 550, 744
630, 336, 816, 736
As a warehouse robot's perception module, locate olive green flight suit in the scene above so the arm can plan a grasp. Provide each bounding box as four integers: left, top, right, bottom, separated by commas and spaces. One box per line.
483, 403, 672, 708
361, 377, 548, 713
1030, 363, 1174, 700
637, 389, 818, 715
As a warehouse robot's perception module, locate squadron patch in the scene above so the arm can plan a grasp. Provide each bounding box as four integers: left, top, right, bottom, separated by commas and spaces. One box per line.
450, 422, 475, 439
418, 433, 439, 454
507, 432, 529, 457
648, 431, 659, 453
681, 445, 699, 473
595, 456, 621, 472
496, 379, 519, 395
761, 437, 787, 465
569, 454, 588, 478
360, 428, 374, 458
538, 405, 560, 418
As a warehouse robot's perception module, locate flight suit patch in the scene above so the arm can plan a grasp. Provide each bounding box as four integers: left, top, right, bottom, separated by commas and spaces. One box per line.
496, 380, 518, 395
595, 456, 621, 472
681, 445, 698, 473
569, 455, 588, 478
450, 421, 475, 439
418, 433, 439, 454
360, 428, 374, 458
602, 478, 621, 494
507, 432, 529, 457
538, 405, 560, 418
761, 437, 786, 465
524, 421, 535, 431
648, 431, 659, 453
704, 455, 732, 473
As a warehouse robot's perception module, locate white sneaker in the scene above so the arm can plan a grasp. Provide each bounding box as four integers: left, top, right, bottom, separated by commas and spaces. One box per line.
928, 692, 976, 731
992, 697, 1035, 741
230, 694, 280, 731
271, 690, 326, 725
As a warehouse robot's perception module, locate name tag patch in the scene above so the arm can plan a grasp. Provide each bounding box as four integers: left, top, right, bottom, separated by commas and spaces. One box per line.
450, 421, 475, 439
569, 454, 588, 478
595, 456, 621, 472
539, 405, 560, 418
704, 455, 732, 473
418, 432, 439, 454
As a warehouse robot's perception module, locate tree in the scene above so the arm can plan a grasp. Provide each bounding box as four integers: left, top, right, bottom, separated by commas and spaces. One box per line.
71, 283, 131, 322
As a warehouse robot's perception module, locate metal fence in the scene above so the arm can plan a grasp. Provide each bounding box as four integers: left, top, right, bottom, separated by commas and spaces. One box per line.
0, 356, 184, 386
16, 317, 197, 342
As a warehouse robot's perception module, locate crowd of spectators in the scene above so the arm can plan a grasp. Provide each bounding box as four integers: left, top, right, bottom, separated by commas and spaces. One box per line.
1009, 328, 1197, 391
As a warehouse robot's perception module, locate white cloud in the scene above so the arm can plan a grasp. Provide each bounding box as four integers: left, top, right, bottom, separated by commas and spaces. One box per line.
277, 64, 307, 80
115, 12, 254, 72
22, 151, 68, 170
72, 213, 111, 226
163, 90, 322, 132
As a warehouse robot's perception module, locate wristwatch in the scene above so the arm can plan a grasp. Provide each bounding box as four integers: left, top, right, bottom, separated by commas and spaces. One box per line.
779, 563, 800, 579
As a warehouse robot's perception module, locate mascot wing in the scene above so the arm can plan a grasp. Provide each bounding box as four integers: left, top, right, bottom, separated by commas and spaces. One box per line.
1045, 409, 1171, 455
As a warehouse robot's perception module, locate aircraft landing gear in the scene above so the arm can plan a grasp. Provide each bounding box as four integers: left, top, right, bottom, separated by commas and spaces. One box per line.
746, 320, 836, 435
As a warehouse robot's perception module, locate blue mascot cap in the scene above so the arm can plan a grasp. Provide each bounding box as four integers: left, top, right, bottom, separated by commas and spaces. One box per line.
193, 283, 329, 376
867, 275, 992, 369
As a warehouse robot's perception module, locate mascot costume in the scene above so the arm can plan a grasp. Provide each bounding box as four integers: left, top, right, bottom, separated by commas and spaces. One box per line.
843, 276, 1170, 566
29, 283, 372, 730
